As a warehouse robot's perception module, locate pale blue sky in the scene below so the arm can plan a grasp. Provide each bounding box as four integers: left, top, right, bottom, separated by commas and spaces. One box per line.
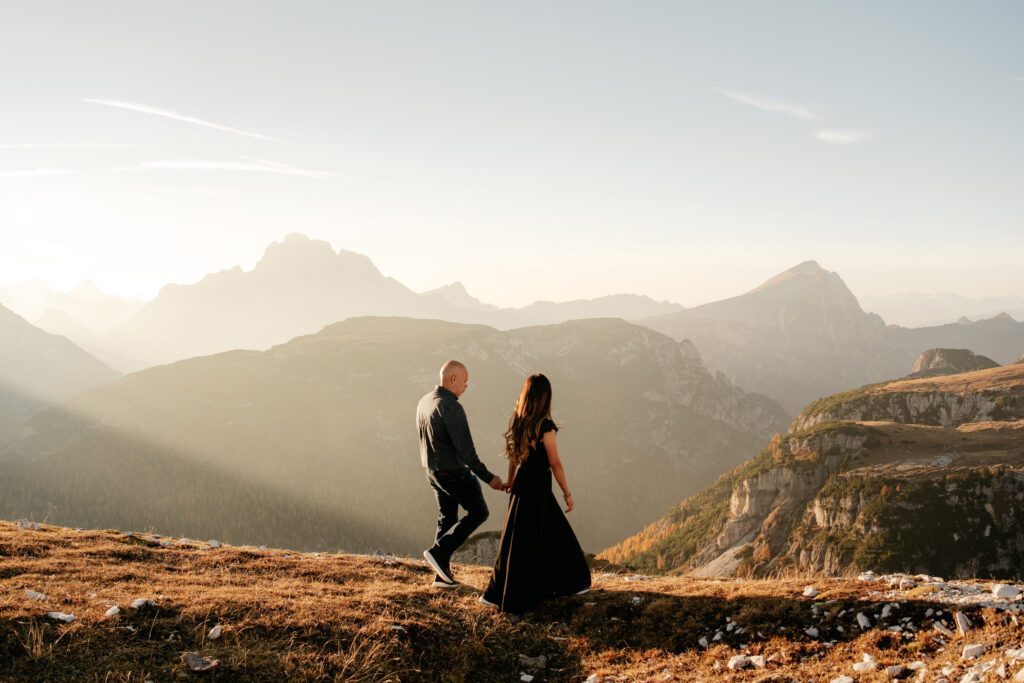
1, 1, 1021, 306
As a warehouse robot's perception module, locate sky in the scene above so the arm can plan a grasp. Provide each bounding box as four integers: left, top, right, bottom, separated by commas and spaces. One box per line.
1, 1, 1022, 308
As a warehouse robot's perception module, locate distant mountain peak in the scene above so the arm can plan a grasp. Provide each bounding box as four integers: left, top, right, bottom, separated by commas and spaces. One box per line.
747, 260, 833, 295
253, 234, 382, 278
990, 312, 1015, 322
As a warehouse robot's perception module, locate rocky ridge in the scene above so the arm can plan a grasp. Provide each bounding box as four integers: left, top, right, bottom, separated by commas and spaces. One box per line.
600, 362, 1024, 580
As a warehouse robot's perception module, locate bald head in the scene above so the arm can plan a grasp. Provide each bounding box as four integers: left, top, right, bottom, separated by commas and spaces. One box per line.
440, 360, 469, 397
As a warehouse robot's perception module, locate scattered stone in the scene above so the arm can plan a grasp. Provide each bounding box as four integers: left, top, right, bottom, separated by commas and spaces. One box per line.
585, 675, 600, 683
520, 675, 534, 682
900, 578, 918, 590
130, 598, 156, 609
882, 604, 894, 619
935, 622, 956, 638
125, 625, 137, 633
389, 624, 405, 631
886, 664, 904, 677
16, 519, 41, 531
831, 677, 855, 683
908, 661, 926, 670
208, 540, 221, 549
749, 655, 766, 668
727, 654, 750, 670
853, 653, 877, 673
105, 606, 120, 617
518, 654, 547, 670
962, 644, 985, 659
961, 673, 983, 683
698, 637, 709, 648
25, 590, 46, 601
805, 626, 820, 638
803, 585, 819, 598
47, 612, 76, 623
857, 612, 872, 630
993, 584, 1022, 600
207, 625, 221, 640
181, 652, 218, 672
1014, 666, 1024, 682
954, 612, 972, 635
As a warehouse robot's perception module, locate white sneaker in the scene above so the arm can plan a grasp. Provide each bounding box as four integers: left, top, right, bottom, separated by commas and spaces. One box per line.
478, 595, 498, 608
423, 549, 455, 584
432, 576, 460, 589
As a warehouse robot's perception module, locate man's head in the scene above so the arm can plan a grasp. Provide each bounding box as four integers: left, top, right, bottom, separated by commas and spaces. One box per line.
440, 360, 469, 397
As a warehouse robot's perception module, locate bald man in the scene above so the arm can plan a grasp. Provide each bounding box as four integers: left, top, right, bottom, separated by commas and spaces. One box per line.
417, 360, 505, 587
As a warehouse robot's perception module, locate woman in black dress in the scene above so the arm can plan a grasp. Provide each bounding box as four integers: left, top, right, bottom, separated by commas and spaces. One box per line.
480, 373, 591, 612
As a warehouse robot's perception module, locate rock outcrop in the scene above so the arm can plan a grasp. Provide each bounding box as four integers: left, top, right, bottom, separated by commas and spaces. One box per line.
909, 348, 999, 378
600, 363, 1024, 579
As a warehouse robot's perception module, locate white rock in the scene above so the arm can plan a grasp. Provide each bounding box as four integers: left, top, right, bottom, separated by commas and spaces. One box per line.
585, 676, 600, 683
996, 663, 1007, 678
900, 578, 918, 589
908, 661, 926, 670
105, 606, 120, 617
993, 584, 1022, 600
831, 677, 855, 683
803, 585, 820, 598
1015, 666, 1024, 683
935, 622, 955, 637
520, 675, 534, 682
886, 665, 905, 676
954, 612, 972, 635
960, 673, 983, 683
853, 660, 877, 673
130, 598, 156, 609
857, 612, 872, 629
17, 519, 41, 530
209, 540, 221, 548
698, 637, 709, 648
727, 654, 750, 670
749, 655, 765, 668
208, 625, 222, 640
713, 631, 723, 641
47, 612, 76, 623
962, 644, 985, 659
25, 590, 46, 601
882, 604, 893, 619
805, 626, 820, 638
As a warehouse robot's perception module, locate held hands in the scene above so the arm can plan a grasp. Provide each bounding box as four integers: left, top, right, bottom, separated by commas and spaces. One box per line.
489, 476, 505, 492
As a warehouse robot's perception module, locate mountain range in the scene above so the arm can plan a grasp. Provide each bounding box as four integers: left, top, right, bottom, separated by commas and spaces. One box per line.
0, 316, 787, 555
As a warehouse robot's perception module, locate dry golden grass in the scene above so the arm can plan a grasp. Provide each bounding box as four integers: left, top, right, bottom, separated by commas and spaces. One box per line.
3, 521, 1024, 681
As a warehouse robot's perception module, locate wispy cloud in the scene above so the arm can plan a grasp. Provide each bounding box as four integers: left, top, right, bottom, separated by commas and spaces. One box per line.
151, 187, 226, 197
1014, 76, 1024, 81
813, 129, 873, 145
0, 168, 76, 178
114, 159, 335, 179
82, 99, 285, 142
0, 142, 145, 149
716, 88, 825, 120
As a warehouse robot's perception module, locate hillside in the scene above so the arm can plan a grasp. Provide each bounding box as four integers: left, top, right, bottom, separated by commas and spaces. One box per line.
601, 363, 1024, 580
0, 303, 120, 443
5, 522, 1024, 681
0, 316, 786, 556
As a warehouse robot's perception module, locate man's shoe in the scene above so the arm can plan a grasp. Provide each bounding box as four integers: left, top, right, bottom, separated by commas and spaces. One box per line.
478, 594, 498, 608
423, 549, 455, 584
432, 575, 460, 589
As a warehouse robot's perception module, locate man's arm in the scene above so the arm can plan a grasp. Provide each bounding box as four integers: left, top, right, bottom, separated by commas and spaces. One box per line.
442, 402, 500, 486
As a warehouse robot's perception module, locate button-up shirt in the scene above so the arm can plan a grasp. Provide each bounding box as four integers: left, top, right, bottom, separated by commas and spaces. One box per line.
416, 385, 495, 483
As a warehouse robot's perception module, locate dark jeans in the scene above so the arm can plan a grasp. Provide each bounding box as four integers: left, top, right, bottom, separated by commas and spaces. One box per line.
426, 467, 489, 562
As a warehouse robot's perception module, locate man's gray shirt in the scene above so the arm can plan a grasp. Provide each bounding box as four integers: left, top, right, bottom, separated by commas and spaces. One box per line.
417, 386, 495, 483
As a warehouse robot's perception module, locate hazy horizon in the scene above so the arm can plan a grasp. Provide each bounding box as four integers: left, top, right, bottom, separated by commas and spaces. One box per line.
2, 2, 1022, 308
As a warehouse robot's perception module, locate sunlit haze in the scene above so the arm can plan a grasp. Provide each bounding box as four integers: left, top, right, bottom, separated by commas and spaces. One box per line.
2, 2, 1022, 307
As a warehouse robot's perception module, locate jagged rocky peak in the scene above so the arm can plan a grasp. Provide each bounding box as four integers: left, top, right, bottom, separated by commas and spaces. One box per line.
909, 348, 1000, 378
422, 281, 496, 311
254, 233, 380, 277
1016, 353, 1024, 365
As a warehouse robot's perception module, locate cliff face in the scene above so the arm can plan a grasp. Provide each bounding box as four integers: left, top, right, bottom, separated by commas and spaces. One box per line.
600, 363, 1024, 580
910, 348, 999, 377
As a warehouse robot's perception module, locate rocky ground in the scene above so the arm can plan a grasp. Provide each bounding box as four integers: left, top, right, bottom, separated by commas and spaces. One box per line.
4, 520, 1024, 681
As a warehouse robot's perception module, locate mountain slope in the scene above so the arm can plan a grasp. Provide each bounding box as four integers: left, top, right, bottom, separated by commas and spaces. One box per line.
601, 363, 1024, 579
642, 261, 907, 414
0, 303, 120, 432
1, 317, 787, 555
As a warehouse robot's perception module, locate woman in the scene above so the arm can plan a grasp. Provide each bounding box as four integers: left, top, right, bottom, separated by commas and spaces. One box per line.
480, 373, 591, 612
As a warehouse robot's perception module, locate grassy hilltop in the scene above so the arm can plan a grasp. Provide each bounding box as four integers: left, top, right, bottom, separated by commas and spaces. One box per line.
4, 522, 1024, 681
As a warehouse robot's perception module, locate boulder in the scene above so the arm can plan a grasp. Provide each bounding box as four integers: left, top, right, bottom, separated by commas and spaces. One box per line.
909, 348, 999, 378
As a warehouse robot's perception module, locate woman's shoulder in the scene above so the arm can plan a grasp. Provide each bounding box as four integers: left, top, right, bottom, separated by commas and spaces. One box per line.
540, 418, 558, 435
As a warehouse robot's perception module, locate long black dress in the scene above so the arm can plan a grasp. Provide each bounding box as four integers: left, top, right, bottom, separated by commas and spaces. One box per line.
482, 420, 591, 612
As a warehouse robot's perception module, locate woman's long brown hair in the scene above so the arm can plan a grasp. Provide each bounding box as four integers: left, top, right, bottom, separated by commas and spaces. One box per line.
504, 374, 557, 466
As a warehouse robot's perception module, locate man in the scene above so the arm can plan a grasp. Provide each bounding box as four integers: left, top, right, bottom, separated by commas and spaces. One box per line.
417, 360, 505, 588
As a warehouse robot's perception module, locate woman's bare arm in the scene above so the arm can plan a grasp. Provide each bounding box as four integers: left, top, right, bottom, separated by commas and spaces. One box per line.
542, 430, 573, 513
